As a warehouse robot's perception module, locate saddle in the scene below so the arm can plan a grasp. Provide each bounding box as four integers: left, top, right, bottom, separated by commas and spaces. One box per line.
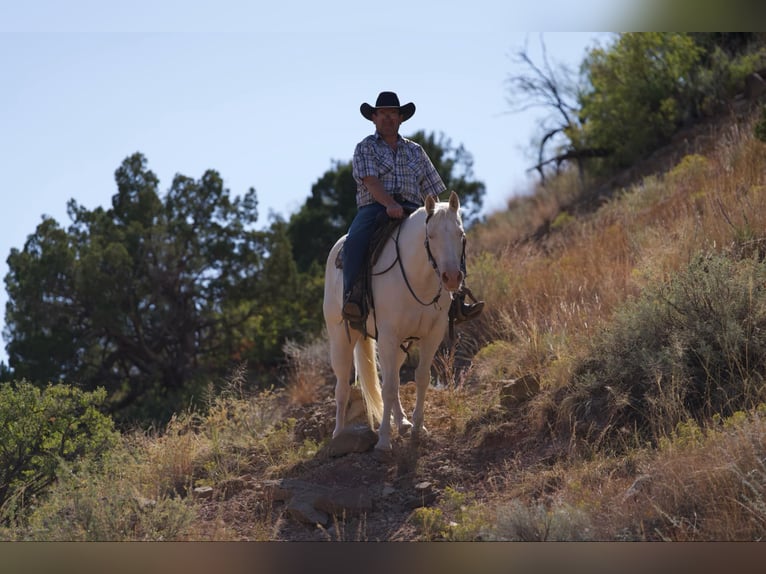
335, 210, 413, 335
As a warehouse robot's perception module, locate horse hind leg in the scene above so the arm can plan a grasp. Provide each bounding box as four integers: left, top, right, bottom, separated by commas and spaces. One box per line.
330, 326, 356, 438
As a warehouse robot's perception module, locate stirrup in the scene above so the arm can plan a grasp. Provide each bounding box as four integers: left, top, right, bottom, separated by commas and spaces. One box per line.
342, 300, 364, 322
450, 287, 485, 324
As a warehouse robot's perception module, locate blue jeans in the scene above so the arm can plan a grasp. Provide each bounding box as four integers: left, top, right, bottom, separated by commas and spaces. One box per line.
342, 200, 420, 296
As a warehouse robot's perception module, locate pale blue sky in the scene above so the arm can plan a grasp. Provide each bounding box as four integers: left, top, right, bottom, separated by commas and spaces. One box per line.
0, 2, 625, 365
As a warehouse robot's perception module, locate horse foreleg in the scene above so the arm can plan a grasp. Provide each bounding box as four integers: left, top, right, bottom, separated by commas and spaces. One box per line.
333, 377, 351, 438
375, 343, 400, 451
391, 345, 413, 436
376, 382, 394, 451
412, 340, 439, 437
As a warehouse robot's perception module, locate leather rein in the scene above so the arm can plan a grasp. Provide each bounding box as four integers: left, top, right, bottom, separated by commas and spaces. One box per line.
373, 212, 465, 309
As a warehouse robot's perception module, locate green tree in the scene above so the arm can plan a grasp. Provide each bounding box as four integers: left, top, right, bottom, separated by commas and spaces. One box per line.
579, 33, 704, 170
237, 217, 325, 366
286, 161, 358, 274
0, 381, 117, 518
3, 153, 295, 423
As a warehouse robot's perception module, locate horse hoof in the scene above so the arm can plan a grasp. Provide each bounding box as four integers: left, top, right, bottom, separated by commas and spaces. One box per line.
373, 444, 393, 461
398, 420, 413, 436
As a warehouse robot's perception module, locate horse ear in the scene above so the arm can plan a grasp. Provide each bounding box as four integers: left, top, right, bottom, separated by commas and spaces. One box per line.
426, 194, 436, 216
449, 190, 460, 211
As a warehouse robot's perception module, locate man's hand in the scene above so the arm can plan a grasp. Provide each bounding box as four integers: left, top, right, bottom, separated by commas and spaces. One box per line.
361, 175, 405, 219
386, 203, 405, 219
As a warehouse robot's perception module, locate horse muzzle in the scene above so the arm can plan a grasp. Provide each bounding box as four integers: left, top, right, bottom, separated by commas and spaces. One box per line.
441, 269, 464, 292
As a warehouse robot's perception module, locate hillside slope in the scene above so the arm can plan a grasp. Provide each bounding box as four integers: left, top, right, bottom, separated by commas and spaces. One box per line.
187, 98, 766, 541
6, 97, 766, 542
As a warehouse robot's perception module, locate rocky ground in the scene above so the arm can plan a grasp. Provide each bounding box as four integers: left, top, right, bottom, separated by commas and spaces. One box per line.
192, 379, 553, 541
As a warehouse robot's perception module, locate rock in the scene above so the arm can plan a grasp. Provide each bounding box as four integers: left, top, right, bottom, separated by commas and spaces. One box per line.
192, 485, 214, 500
315, 486, 373, 516
499, 374, 540, 408
346, 386, 367, 423
262, 478, 377, 526
326, 424, 378, 457
261, 479, 292, 501
287, 493, 329, 526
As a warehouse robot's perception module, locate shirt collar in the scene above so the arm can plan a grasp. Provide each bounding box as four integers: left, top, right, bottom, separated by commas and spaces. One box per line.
374, 131, 405, 144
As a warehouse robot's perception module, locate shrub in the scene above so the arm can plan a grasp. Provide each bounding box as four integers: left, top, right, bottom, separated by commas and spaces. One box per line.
580, 33, 704, 171
491, 499, 594, 541
558, 251, 766, 448
0, 381, 117, 519
17, 450, 196, 541
409, 487, 489, 541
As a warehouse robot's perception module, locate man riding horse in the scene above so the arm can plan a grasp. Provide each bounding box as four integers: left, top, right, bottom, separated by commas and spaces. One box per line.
341, 91, 484, 327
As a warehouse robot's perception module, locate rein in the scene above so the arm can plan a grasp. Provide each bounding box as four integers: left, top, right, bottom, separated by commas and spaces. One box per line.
372, 213, 444, 308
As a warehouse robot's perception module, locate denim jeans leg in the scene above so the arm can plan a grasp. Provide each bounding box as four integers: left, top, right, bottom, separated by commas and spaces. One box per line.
342, 203, 387, 295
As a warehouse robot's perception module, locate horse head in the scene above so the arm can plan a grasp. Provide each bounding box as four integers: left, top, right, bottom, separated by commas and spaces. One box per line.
424, 190, 465, 293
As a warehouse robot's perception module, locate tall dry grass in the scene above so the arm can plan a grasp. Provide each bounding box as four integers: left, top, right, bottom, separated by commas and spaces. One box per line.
445, 106, 766, 540
469, 109, 766, 391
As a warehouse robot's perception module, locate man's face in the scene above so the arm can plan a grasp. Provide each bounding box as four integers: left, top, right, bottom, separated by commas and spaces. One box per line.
372, 108, 403, 137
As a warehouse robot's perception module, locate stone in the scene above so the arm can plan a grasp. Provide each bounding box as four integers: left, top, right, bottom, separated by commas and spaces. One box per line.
287, 493, 329, 526
314, 486, 373, 517
192, 485, 214, 500
262, 478, 377, 526
260, 479, 292, 501
326, 424, 378, 457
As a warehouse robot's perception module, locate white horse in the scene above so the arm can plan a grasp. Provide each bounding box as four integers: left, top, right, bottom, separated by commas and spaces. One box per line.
323, 190, 466, 452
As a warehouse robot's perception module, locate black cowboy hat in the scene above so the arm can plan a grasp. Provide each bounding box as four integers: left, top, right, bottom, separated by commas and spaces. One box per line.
360, 91, 416, 122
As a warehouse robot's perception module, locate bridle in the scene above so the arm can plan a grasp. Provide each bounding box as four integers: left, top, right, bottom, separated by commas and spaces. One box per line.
374, 210, 466, 308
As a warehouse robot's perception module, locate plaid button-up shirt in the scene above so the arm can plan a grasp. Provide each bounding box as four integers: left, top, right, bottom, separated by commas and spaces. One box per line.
352, 132, 446, 207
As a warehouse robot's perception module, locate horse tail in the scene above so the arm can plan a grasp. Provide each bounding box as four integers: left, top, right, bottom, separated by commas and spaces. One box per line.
354, 336, 383, 428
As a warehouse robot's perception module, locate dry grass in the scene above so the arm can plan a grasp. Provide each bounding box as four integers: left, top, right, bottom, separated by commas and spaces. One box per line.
442, 106, 766, 541
283, 337, 332, 406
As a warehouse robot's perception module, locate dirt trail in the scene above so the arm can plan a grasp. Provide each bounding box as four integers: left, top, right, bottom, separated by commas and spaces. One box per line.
195, 382, 547, 541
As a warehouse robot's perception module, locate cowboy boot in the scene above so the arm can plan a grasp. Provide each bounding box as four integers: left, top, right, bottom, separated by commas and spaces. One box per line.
342, 281, 365, 322
450, 286, 485, 324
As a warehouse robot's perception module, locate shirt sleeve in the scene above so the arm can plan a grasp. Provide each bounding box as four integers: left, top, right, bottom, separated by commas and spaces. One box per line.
418, 147, 447, 199
352, 139, 378, 182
